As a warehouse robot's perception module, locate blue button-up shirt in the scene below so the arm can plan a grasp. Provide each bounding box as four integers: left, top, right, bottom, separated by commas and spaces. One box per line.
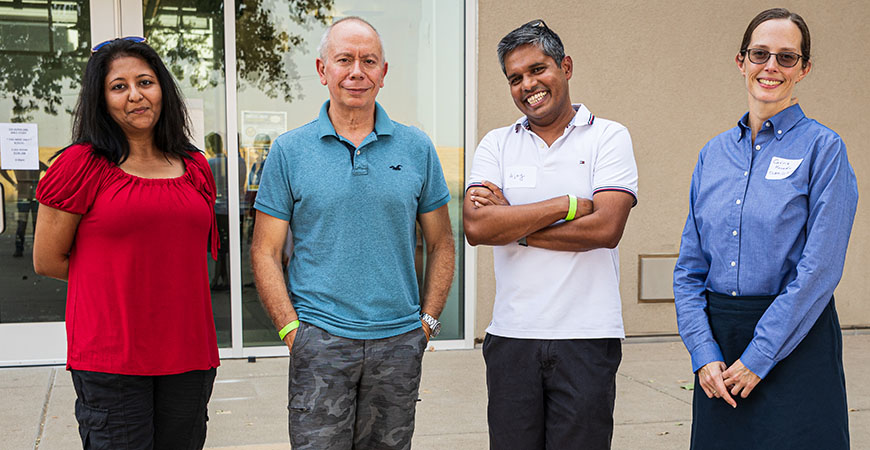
674, 104, 858, 378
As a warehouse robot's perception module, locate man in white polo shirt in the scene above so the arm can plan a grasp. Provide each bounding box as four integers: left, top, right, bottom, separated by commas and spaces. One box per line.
464, 19, 638, 449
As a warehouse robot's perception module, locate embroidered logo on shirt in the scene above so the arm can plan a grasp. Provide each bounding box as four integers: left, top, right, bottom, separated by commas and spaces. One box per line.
579, 160, 586, 165
389, 165, 402, 171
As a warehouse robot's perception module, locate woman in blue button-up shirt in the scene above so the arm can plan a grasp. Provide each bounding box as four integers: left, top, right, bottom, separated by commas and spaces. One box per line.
674, 8, 858, 449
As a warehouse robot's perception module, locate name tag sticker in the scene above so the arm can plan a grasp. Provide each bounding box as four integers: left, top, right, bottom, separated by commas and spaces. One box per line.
505, 165, 537, 188
765, 157, 803, 180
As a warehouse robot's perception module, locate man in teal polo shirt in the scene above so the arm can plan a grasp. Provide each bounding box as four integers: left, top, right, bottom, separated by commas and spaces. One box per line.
251, 16, 455, 450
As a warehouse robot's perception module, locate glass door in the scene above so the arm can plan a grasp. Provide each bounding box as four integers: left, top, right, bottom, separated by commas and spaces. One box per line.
140, 0, 233, 349
0, 0, 94, 365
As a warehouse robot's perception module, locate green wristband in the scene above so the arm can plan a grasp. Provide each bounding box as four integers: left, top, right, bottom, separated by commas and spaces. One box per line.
565, 194, 578, 221
278, 320, 300, 340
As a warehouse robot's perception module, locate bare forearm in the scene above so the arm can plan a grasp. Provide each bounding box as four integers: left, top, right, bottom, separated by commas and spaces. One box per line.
33, 257, 70, 281
526, 214, 619, 251
526, 192, 633, 251
464, 196, 567, 246
251, 248, 297, 330
420, 239, 455, 318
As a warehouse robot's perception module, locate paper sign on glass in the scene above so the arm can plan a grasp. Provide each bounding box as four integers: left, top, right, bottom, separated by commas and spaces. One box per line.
765, 157, 803, 180
0, 123, 39, 170
505, 165, 537, 188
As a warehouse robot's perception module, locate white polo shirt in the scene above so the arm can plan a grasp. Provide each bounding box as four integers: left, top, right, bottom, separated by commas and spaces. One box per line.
468, 104, 638, 339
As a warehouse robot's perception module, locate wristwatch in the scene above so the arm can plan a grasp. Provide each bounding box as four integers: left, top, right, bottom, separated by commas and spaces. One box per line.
420, 313, 441, 338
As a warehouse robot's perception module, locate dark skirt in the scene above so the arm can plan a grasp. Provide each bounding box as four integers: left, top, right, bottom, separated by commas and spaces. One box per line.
690, 292, 849, 450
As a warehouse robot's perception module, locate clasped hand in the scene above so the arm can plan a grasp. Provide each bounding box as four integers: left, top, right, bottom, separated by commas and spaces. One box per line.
697, 359, 761, 408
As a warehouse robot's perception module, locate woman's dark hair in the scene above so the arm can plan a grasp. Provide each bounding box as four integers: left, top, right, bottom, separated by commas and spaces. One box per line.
739, 8, 811, 68
70, 38, 194, 164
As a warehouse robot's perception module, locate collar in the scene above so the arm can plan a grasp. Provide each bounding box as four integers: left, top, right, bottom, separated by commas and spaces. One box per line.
513, 103, 594, 133
737, 103, 805, 142
317, 100, 395, 139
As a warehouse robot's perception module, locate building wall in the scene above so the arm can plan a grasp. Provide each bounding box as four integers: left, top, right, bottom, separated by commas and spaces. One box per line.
474, 0, 870, 337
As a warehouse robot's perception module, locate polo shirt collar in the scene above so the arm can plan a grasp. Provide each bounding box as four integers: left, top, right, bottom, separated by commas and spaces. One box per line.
737, 103, 805, 142
317, 100, 395, 139
513, 103, 595, 133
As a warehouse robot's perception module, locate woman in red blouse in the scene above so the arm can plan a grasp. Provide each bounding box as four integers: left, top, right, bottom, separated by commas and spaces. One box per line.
33, 37, 220, 449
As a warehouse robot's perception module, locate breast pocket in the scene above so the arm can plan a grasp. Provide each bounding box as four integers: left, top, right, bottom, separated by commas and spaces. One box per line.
759, 159, 809, 225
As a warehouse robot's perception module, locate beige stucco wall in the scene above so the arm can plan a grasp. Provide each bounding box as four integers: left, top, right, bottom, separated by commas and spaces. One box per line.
473, 1, 870, 338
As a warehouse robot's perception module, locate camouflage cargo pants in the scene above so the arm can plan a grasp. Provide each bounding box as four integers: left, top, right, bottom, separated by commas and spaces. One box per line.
288, 322, 428, 450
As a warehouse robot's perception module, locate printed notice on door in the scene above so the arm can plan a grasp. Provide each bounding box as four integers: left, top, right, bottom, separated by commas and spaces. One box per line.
0, 123, 39, 170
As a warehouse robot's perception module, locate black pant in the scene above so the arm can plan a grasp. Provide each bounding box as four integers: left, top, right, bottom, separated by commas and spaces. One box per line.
483, 334, 621, 450
71, 368, 217, 450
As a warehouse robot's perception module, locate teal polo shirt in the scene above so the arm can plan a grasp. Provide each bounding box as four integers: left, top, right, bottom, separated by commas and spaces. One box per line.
254, 101, 451, 339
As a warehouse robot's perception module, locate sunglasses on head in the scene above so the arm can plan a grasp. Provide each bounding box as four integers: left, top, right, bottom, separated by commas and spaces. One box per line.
91, 36, 147, 54
528, 19, 549, 30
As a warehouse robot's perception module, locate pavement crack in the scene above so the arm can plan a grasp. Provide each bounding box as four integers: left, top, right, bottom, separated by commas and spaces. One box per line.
33, 367, 57, 450
618, 372, 692, 406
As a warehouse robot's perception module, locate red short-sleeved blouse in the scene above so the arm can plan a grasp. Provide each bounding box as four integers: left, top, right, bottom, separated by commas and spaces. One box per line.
36, 143, 220, 375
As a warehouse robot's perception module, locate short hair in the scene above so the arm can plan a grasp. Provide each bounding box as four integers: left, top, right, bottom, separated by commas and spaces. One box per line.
253, 133, 272, 146
70, 38, 194, 164
317, 16, 386, 63
739, 8, 811, 68
497, 19, 566, 75
205, 132, 224, 155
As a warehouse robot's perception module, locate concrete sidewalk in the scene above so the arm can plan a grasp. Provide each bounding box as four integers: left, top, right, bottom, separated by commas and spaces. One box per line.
3, 333, 868, 449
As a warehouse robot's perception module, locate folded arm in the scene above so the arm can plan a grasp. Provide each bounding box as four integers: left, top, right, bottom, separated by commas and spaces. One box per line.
462, 181, 591, 246
526, 190, 634, 251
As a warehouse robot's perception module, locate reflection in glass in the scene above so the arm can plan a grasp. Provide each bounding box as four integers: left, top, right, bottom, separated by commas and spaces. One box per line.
0, 1, 90, 324
143, 0, 232, 347
237, 0, 465, 345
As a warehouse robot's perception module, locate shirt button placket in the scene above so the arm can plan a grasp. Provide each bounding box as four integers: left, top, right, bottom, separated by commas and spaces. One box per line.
352, 146, 368, 175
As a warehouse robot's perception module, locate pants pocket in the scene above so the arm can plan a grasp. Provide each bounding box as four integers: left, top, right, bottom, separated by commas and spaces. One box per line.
74, 399, 109, 450
290, 322, 310, 356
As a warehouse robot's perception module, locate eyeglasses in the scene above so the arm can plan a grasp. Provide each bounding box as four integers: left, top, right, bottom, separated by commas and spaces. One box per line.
742, 48, 805, 68
91, 36, 147, 54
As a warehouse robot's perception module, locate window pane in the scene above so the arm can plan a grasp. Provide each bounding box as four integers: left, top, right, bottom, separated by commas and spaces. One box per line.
143, 0, 232, 347
237, 0, 465, 346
